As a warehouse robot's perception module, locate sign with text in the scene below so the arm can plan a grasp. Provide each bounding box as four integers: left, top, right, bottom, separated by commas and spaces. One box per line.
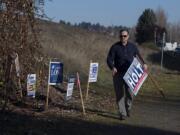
48, 62, 63, 85
123, 58, 148, 96
27, 74, 36, 98
66, 75, 76, 100
88, 62, 99, 82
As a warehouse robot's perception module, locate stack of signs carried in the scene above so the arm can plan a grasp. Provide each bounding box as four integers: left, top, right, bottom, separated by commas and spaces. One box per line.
123, 57, 148, 96
88, 63, 99, 83
27, 74, 36, 98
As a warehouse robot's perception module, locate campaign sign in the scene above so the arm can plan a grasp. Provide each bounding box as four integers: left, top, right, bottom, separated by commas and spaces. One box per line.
49, 62, 63, 85
123, 58, 148, 96
66, 75, 76, 100
27, 74, 36, 98
88, 63, 99, 82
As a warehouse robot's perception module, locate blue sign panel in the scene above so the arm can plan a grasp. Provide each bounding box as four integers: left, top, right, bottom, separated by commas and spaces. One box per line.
49, 62, 63, 85
68, 75, 76, 83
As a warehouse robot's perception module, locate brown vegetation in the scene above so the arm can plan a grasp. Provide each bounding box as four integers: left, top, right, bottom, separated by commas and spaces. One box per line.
0, 0, 44, 102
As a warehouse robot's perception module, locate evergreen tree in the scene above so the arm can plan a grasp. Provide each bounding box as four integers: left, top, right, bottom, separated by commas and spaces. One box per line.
136, 8, 157, 44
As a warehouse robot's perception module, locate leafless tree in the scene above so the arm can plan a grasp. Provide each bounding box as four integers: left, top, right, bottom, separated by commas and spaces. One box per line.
155, 6, 168, 29
167, 22, 180, 43
0, 0, 45, 100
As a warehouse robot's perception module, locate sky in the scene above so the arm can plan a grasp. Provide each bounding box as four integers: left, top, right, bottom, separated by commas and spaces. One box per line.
44, 0, 180, 27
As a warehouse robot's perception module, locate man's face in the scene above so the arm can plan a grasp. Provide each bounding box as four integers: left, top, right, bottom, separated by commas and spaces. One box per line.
119, 31, 129, 44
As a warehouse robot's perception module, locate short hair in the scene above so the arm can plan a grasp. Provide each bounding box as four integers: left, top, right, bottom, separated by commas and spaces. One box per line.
119, 29, 129, 34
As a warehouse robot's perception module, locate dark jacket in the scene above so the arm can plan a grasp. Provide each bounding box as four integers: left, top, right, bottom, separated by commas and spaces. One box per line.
107, 41, 144, 74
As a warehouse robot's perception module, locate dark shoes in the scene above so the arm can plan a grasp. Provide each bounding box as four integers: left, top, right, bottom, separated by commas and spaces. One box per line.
119, 111, 130, 120
119, 115, 126, 120
127, 111, 130, 117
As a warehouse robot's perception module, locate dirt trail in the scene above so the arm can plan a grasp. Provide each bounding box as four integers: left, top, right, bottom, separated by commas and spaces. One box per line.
127, 98, 180, 133
0, 95, 180, 135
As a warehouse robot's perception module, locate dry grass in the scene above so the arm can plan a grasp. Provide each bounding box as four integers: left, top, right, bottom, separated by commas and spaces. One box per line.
39, 20, 180, 99
39, 20, 114, 83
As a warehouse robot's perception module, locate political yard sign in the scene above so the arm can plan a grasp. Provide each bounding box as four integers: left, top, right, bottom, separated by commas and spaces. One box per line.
88, 62, 99, 82
66, 75, 76, 100
123, 58, 148, 96
27, 74, 36, 98
48, 62, 63, 85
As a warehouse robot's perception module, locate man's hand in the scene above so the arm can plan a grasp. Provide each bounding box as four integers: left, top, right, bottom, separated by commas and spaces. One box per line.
143, 64, 148, 71
112, 67, 117, 76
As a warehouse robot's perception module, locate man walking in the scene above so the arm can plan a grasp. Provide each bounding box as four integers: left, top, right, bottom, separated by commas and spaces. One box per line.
107, 29, 147, 120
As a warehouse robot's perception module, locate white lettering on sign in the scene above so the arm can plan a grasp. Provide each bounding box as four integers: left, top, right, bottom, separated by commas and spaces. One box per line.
127, 63, 144, 90
123, 58, 148, 96
51, 65, 60, 75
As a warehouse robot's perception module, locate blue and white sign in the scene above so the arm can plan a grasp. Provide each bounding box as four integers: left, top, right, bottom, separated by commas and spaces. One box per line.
123, 58, 148, 96
27, 74, 36, 98
48, 61, 63, 85
88, 62, 99, 82
66, 75, 76, 100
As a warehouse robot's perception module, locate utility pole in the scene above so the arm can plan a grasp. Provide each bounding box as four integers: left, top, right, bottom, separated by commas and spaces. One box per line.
169, 29, 172, 43
161, 32, 166, 70
154, 28, 157, 46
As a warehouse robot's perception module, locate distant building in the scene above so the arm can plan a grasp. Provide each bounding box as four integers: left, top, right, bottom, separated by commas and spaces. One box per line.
163, 42, 177, 51
178, 43, 180, 48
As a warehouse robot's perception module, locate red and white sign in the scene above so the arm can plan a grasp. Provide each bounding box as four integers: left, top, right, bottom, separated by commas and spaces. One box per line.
123, 58, 148, 96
